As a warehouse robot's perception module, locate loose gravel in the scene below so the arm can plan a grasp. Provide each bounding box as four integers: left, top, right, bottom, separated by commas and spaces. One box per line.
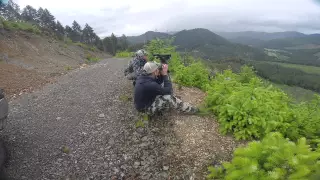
0, 58, 239, 180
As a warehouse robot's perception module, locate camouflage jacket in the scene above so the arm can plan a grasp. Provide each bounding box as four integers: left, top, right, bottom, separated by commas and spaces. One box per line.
124, 57, 147, 80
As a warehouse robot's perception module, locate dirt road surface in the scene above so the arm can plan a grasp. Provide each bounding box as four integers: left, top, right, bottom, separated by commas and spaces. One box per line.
1, 58, 238, 180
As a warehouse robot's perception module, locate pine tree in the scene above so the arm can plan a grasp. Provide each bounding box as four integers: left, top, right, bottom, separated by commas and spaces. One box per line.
118, 34, 128, 51
65, 25, 73, 37
71, 20, 82, 42
1, 0, 20, 21
55, 21, 64, 40
42, 8, 55, 30
94, 34, 103, 51
103, 37, 112, 54
82, 23, 94, 44
21, 5, 37, 24
36, 7, 44, 27
110, 33, 118, 55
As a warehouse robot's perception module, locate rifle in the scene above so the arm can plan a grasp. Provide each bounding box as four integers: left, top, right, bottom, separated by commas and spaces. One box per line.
152, 54, 171, 71
153, 54, 171, 64
152, 54, 172, 83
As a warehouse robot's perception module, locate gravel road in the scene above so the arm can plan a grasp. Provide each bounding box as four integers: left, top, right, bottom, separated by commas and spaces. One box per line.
0, 58, 174, 180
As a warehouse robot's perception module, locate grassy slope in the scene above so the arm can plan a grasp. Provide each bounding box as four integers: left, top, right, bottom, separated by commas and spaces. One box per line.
265, 61, 320, 75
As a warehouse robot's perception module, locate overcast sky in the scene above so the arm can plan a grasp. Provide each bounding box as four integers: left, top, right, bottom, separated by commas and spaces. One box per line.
15, 0, 320, 37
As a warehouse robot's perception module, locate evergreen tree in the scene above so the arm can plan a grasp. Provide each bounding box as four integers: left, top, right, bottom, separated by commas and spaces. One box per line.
21, 5, 37, 23
1, 0, 20, 21
65, 25, 72, 37
55, 21, 64, 40
103, 37, 112, 53
42, 8, 55, 30
117, 34, 128, 51
71, 20, 82, 42
94, 34, 103, 51
82, 23, 94, 44
36, 7, 44, 27
110, 33, 117, 55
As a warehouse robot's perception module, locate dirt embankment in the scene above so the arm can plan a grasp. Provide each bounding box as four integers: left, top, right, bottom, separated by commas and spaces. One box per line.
0, 30, 111, 99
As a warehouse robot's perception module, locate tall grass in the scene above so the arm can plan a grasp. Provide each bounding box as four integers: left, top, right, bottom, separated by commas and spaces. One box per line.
0, 18, 40, 34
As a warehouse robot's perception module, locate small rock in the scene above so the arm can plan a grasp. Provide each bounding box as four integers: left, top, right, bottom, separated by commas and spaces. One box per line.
134, 161, 140, 167
139, 142, 148, 148
140, 161, 146, 166
56, 117, 62, 120
141, 136, 148, 142
163, 166, 169, 171
113, 168, 119, 173
151, 128, 160, 132
99, 113, 105, 118
160, 172, 168, 178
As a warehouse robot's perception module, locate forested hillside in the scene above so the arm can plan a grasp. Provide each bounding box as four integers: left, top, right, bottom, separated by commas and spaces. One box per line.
0, 0, 129, 56
217, 31, 306, 45
127, 31, 170, 44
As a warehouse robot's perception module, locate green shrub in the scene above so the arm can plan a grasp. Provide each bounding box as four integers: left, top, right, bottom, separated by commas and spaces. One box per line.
207, 132, 320, 180
174, 61, 210, 90
115, 51, 134, 58
86, 53, 100, 63
205, 66, 293, 140
64, 37, 73, 45
285, 95, 320, 147
168, 52, 184, 73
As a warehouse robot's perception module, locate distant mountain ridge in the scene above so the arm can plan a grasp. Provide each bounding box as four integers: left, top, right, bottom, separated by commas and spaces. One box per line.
217, 31, 306, 41
216, 31, 307, 47
259, 34, 320, 49
127, 31, 171, 44
172, 28, 230, 50
127, 28, 273, 62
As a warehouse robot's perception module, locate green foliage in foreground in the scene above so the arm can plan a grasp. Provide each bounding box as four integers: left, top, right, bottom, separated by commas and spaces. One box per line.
0, 17, 40, 34
205, 66, 292, 140
207, 132, 320, 180
115, 51, 134, 58
174, 61, 210, 90
145, 38, 320, 179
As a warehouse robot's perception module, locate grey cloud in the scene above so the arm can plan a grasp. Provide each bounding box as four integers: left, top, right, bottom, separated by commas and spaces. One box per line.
16, 0, 320, 36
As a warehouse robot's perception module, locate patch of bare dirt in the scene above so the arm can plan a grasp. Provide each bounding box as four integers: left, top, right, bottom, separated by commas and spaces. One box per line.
0, 30, 111, 99
0, 31, 110, 75
165, 85, 243, 179
0, 62, 52, 99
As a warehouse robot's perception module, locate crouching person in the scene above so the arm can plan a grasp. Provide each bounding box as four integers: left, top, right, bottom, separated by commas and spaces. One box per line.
134, 62, 198, 116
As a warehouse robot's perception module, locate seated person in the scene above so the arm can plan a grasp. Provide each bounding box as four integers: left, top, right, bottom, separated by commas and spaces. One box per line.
124, 49, 148, 85
134, 62, 198, 115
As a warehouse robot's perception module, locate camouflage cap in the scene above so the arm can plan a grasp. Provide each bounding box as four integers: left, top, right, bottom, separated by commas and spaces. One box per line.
143, 62, 160, 74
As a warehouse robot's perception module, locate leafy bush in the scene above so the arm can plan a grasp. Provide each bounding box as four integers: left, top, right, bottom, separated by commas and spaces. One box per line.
205, 66, 293, 140
85, 53, 100, 63
207, 132, 320, 180
285, 95, 320, 147
174, 61, 210, 90
64, 37, 73, 45
115, 51, 134, 58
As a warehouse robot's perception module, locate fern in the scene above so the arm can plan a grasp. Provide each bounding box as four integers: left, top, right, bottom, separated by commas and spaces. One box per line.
208, 132, 320, 180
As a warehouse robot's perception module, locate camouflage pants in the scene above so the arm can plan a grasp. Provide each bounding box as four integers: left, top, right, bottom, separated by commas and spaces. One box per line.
146, 95, 197, 115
